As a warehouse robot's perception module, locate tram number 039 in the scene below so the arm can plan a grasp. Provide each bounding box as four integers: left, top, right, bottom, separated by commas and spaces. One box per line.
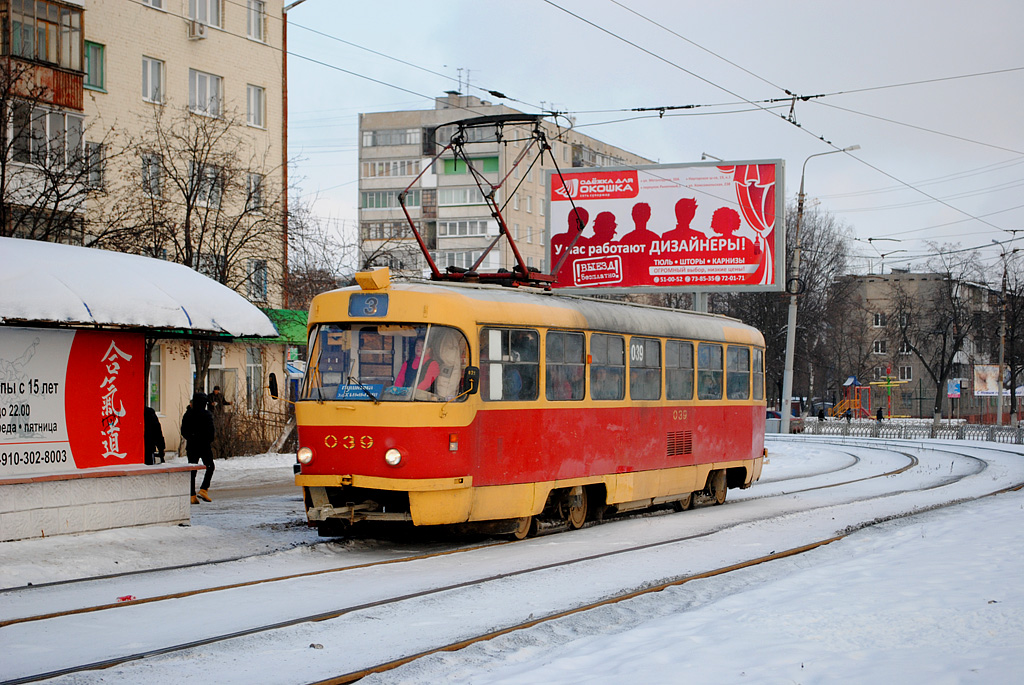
0, 449, 68, 466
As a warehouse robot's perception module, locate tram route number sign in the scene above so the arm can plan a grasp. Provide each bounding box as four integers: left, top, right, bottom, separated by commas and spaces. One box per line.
546, 160, 785, 293
0, 327, 144, 478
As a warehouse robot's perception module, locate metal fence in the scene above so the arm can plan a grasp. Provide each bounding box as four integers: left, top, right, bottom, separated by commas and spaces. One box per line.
798, 420, 1024, 443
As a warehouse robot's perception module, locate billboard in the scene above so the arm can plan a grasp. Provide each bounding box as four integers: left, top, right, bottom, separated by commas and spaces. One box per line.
0, 327, 144, 478
546, 160, 784, 292
973, 364, 1024, 397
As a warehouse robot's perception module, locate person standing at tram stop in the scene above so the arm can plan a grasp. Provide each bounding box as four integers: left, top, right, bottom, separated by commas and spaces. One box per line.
181, 392, 216, 504
144, 406, 165, 465
209, 385, 231, 412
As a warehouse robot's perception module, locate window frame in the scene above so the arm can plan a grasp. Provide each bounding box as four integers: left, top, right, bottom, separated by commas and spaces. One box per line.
726, 346, 751, 400
142, 56, 164, 104
246, 0, 266, 42
697, 343, 724, 400
665, 340, 694, 401
629, 336, 662, 401
246, 84, 265, 128
590, 333, 626, 401
189, 0, 222, 28
545, 330, 585, 401
84, 41, 105, 91
189, 68, 223, 117
480, 328, 540, 402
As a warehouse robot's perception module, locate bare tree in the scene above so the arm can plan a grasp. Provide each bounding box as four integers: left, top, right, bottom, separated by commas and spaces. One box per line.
107, 104, 284, 391
888, 246, 986, 427
286, 197, 354, 310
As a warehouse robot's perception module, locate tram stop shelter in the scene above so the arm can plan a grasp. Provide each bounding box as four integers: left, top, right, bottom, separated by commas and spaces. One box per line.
0, 237, 278, 542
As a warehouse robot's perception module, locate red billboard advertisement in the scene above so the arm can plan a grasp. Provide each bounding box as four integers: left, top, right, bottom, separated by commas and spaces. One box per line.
0, 328, 145, 477
547, 161, 784, 292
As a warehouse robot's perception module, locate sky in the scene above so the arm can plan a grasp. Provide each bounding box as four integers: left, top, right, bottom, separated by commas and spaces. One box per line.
3, 439, 1023, 683
283, 0, 1024, 280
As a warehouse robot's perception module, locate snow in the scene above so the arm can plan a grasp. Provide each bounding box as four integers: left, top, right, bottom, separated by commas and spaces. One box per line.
0, 237, 278, 337
2, 440, 1023, 684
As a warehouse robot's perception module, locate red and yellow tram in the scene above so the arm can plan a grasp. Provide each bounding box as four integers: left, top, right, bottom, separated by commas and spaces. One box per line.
294, 268, 765, 538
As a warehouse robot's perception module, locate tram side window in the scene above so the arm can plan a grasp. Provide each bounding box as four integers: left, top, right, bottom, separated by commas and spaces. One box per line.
590, 333, 625, 400
726, 346, 751, 400
666, 340, 694, 400
753, 348, 765, 400
546, 331, 585, 401
480, 328, 539, 401
697, 343, 723, 400
629, 337, 661, 401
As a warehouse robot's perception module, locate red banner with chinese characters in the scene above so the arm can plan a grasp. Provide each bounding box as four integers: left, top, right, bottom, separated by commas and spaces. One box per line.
548, 161, 783, 291
0, 328, 144, 477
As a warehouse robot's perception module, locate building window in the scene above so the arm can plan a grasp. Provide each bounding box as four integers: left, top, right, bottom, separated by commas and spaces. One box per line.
246, 0, 265, 41
435, 250, 483, 270
526, 195, 533, 214
899, 365, 912, 381
247, 259, 268, 301
246, 173, 263, 211
142, 56, 164, 103
148, 344, 162, 411
12, 103, 83, 168
246, 346, 263, 408
361, 189, 420, 209
899, 341, 912, 355
197, 252, 225, 280
86, 142, 104, 187
874, 366, 884, 380
361, 159, 421, 178
361, 221, 410, 240
437, 186, 486, 206
513, 195, 520, 210
438, 219, 490, 237
143, 0, 164, 8
84, 42, 105, 90
10, 0, 82, 70
873, 339, 887, 354
873, 313, 886, 327
361, 128, 421, 147
189, 0, 221, 27
190, 162, 222, 207
246, 84, 265, 128
189, 69, 222, 117
142, 153, 162, 196
443, 157, 499, 174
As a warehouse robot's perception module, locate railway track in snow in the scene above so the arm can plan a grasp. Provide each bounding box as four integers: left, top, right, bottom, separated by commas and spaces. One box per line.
3, 438, 1022, 684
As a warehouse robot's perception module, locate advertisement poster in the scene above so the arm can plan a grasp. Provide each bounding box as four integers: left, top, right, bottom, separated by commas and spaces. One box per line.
0, 327, 144, 478
547, 161, 784, 292
973, 364, 1024, 397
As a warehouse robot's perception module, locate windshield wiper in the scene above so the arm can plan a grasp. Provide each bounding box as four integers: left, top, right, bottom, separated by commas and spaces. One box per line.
348, 376, 380, 404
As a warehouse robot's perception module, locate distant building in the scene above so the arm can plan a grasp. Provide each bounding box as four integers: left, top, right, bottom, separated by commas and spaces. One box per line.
358, 92, 653, 276
846, 270, 998, 419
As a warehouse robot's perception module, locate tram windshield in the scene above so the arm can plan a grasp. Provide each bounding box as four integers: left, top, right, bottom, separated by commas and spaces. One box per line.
302, 323, 470, 402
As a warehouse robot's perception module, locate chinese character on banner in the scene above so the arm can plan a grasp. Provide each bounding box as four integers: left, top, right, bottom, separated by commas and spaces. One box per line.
99, 341, 133, 459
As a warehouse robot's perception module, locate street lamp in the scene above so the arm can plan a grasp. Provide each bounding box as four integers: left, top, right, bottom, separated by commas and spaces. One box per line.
781, 145, 860, 434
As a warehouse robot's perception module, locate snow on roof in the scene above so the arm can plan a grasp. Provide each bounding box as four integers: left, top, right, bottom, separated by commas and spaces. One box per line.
0, 237, 278, 338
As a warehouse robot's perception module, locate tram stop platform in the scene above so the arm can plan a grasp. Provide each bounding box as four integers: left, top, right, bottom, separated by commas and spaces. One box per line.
0, 463, 203, 542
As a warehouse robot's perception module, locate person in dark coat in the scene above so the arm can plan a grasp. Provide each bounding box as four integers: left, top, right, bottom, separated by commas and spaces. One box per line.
144, 406, 165, 465
181, 392, 216, 503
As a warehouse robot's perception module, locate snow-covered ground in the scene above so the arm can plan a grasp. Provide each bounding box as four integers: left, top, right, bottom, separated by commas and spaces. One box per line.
2, 441, 1023, 684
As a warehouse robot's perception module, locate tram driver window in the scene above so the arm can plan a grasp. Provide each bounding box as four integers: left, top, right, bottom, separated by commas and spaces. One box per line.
697, 343, 723, 400
726, 346, 751, 400
480, 328, 539, 401
590, 334, 625, 400
666, 340, 694, 400
629, 337, 661, 400
546, 331, 585, 401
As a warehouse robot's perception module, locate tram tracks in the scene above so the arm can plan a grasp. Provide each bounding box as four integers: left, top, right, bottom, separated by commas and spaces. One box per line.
3, 439, 1021, 685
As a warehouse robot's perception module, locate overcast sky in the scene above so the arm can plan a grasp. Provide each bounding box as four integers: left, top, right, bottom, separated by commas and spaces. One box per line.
284, 0, 1024, 278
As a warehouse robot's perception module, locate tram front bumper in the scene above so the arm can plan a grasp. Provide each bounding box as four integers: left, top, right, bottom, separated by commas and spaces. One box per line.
298, 473, 474, 526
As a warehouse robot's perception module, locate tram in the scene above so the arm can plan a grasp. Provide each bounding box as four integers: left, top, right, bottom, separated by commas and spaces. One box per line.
292, 267, 765, 538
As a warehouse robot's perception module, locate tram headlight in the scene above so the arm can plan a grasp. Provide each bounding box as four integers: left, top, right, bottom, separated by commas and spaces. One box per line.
297, 446, 314, 464
384, 448, 402, 466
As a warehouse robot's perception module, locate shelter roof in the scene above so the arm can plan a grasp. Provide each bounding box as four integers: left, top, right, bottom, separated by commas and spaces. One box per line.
0, 237, 278, 338
258, 308, 308, 345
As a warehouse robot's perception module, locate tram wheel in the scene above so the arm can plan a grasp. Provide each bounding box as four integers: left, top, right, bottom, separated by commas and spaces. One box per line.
711, 470, 727, 505
672, 492, 693, 512
509, 516, 533, 541
567, 486, 588, 530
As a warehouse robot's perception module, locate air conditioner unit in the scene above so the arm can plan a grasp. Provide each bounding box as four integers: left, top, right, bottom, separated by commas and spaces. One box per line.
187, 20, 208, 40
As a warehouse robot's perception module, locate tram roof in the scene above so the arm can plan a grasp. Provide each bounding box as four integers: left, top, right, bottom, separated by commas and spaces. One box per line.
321, 280, 763, 346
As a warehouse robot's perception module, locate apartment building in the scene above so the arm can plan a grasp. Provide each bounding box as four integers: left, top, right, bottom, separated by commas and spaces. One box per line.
1, 0, 289, 448
358, 92, 652, 276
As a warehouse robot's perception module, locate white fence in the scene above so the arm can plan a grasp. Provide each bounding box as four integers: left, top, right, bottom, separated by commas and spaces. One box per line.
799, 420, 1024, 443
